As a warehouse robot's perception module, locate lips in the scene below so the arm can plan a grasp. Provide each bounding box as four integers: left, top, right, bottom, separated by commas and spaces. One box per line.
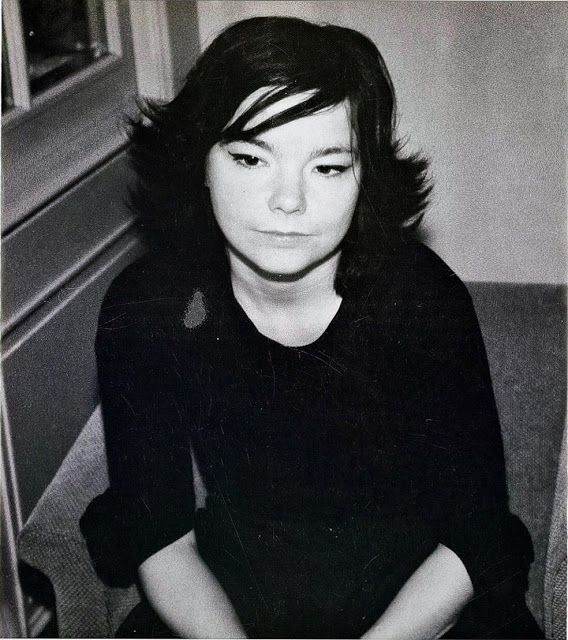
254, 229, 313, 247
256, 230, 312, 236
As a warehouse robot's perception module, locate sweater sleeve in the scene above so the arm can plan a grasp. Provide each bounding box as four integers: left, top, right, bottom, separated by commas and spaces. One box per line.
80, 265, 196, 588
416, 270, 533, 603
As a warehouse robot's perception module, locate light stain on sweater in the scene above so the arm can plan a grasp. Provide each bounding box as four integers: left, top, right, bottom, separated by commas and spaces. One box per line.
183, 290, 207, 328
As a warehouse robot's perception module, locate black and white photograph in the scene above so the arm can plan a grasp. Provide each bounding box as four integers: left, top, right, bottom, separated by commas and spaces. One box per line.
1, 1, 566, 638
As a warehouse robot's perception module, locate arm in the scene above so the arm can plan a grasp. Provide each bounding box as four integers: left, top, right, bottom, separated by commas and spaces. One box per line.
81, 262, 200, 587
85, 269, 246, 635
391, 256, 533, 633
139, 531, 247, 639
361, 544, 473, 640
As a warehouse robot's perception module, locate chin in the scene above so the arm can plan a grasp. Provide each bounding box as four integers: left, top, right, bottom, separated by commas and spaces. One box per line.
240, 250, 334, 282
249, 258, 321, 282
227, 241, 342, 282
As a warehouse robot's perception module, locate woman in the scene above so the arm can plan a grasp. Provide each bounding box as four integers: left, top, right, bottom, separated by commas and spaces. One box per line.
81, 17, 541, 638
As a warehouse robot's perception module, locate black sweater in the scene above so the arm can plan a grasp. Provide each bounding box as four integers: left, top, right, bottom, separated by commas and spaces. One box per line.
81, 242, 537, 638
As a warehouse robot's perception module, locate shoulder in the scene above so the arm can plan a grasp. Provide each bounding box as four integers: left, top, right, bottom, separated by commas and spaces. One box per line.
98, 251, 224, 338
365, 242, 475, 322
388, 242, 471, 306
351, 242, 471, 307
348, 243, 479, 350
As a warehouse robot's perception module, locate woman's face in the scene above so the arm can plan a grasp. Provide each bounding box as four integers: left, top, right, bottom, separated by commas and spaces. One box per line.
205, 92, 361, 278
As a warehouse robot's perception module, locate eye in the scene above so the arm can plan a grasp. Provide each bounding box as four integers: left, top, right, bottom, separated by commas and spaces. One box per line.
314, 164, 351, 177
229, 153, 264, 168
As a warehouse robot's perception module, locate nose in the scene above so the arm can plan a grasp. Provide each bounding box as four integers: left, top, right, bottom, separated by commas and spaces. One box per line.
268, 168, 306, 215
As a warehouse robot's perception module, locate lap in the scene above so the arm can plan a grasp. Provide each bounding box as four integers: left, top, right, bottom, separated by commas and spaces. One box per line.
117, 595, 543, 639
116, 599, 177, 638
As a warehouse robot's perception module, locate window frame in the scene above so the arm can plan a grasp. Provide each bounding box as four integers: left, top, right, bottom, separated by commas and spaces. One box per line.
1, 0, 137, 233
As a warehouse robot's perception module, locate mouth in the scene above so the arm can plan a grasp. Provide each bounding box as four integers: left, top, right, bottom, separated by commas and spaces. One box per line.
255, 230, 312, 237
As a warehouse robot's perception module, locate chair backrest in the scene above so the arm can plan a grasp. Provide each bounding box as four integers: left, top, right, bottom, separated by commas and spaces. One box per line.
467, 281, 566, 630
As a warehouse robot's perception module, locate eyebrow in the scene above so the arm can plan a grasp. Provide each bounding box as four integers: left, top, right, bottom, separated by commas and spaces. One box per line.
228, 138, 359, 160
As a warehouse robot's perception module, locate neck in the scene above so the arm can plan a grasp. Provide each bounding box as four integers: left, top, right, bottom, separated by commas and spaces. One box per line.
228, 250, 341, 313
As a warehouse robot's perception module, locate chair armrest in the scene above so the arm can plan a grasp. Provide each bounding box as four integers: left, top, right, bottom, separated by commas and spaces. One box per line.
544, 424, 567, 640
17, 406, 140, 637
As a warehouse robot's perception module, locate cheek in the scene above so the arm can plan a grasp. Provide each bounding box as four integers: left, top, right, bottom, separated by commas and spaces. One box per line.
210, 183, 242, 224
209, 186, 261, 245
211, 178, 260, 221
318, 184, 359, 229
206, 153, 253, 222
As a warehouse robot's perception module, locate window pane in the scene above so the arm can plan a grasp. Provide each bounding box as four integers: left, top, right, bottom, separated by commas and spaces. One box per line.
2, 29, 14, 112
20, 0, 108, 96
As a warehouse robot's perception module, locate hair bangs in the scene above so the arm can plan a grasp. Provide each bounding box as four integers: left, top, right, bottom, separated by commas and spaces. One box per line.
221, 85, 350, 142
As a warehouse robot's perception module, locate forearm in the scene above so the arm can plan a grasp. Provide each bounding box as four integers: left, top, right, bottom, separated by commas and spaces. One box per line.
361, 543, 473, 640
139, 531, 247, 638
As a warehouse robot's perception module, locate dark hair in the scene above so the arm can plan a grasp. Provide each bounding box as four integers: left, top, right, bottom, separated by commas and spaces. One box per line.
129, 16, 431, 290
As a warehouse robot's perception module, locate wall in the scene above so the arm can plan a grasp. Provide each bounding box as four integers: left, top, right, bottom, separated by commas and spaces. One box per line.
197, 1, 567, 284
2, 153, 143, 519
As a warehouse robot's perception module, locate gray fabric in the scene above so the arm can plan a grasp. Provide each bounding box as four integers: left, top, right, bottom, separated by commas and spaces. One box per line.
544, 425, 566, 640
16, 282, 566, 637
467, 282, 566, 628
17, 407, 140, 638
551, 562, 567, 640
